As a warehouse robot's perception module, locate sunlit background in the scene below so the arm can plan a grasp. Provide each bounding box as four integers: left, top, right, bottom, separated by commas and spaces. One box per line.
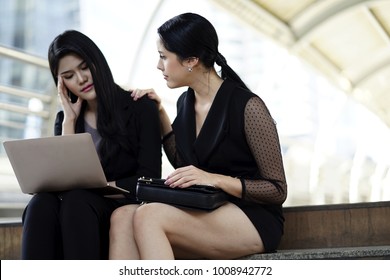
1, 0, 390, 218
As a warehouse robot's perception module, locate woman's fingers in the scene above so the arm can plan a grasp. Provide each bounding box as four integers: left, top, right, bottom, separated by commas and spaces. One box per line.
57, 76, 81, 119
57, 77, 70, 103
131, 88, 148, 100
166, 165, 210, 188
131, 88, 161, 103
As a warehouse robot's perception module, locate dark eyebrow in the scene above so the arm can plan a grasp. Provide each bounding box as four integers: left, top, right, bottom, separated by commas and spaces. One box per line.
59, 60, 87, 75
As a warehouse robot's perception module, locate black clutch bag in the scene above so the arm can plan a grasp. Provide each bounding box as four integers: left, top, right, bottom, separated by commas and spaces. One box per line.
136, 177, 229, 211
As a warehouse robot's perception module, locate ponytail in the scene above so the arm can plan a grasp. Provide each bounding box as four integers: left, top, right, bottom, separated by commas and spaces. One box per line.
215, 52, 249, 91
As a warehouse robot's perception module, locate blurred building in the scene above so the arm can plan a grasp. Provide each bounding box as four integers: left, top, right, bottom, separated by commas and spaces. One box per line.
0, 0, 80, 215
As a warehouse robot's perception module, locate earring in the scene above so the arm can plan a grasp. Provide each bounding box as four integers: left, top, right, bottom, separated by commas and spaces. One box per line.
188, 67, 193, 72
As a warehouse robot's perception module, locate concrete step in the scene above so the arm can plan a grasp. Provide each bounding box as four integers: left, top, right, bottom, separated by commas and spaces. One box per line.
279, 201, 390, 250
0, 218, 22, 259
242, 246, 390, 260
1, 201, 390, 259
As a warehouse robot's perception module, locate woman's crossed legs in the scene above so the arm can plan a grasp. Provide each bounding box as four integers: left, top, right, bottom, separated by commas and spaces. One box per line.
109, 202, 264, 260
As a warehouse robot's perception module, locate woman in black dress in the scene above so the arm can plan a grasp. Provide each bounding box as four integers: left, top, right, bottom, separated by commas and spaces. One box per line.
110, 13, 287, 259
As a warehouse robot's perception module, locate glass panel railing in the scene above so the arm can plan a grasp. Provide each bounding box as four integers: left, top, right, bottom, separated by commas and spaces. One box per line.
0, 45, 56, 217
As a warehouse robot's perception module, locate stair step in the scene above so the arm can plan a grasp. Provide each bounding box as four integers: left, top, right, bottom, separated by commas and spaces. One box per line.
242, 246, 390, 260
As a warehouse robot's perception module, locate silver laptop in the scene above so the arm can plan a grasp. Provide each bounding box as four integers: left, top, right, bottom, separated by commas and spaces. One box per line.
3, 133, 129, 195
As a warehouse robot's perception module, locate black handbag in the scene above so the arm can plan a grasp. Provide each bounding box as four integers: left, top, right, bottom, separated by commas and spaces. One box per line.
136, 177, 229, 210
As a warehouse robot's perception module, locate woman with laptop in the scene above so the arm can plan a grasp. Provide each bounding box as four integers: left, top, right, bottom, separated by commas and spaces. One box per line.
21, 30, 162, 259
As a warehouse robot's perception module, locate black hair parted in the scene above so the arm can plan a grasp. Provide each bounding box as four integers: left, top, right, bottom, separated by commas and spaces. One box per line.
158, 13, 218, 68
48, 30, 136, 166
158, 13, 249, 90
48, 30, 114, 90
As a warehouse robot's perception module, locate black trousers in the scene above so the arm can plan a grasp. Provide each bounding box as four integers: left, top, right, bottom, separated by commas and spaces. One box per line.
21, 189, 125, 260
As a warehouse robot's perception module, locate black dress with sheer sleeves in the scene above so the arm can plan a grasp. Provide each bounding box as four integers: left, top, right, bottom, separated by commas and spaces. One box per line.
163, 79, 287, 252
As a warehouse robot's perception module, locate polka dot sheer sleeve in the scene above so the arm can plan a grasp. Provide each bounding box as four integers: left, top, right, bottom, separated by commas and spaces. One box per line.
162, 132, 184, 168
242, 97, 287, 205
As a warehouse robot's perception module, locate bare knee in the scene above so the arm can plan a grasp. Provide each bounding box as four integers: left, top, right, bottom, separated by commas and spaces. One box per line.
110, 205, 138, 235
133, 203, 170, 236
109, 204, 140, 259
134, 203, 160, 226
111, 205, 135, 222
111, 206, 128, 227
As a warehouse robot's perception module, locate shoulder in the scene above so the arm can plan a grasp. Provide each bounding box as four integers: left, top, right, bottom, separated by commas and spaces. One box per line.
228, 81, 257, 99
221, 80, 257, 107
220, 80, 272, 118
243, 96, 275, 126
245, 96, 269, 113
116, 88, 158, 113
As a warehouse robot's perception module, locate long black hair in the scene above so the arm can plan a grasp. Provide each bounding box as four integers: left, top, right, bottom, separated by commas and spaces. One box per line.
157, 12, 249, 90
48, 30, 134, 166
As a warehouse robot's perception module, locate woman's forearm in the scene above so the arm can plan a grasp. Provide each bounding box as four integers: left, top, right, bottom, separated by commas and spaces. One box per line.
159, 106, 172, 138
62, 119, 76, 135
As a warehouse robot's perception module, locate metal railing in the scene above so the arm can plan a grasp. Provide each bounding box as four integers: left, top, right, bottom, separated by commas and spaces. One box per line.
0, 44, 48, 67
0, 44, 56, 137
0, 45, 57, 217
